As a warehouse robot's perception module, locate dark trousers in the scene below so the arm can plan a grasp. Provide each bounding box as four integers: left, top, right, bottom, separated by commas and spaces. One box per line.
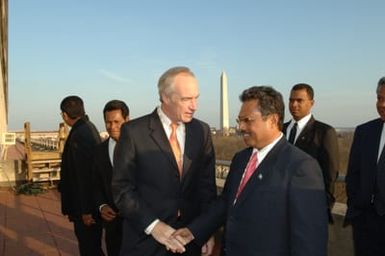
104, 217, 123, 256
351, 207, 385, 256
73, 219, 104, 256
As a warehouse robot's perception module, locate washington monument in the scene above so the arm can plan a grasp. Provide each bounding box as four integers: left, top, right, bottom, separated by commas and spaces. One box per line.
220, 71, 229, 135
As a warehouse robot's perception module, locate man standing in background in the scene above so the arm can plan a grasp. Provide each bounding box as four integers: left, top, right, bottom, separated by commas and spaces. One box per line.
59, 95, 103, 255
345, 77, 385, 256
284, 83, 339, 222
93, 100, 129, 256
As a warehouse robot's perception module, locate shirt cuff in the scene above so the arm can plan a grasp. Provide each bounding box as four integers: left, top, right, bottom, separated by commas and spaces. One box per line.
145, 219, 160, 235
99, 204, 108, 212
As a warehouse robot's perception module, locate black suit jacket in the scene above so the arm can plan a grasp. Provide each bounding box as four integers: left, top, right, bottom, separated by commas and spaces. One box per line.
92, 138, 119, 213
189, 137, 328, 256
59, 117, 101, 218
112, 109, 217, 256
284, 116, 339, 217
345, 118, 385, 220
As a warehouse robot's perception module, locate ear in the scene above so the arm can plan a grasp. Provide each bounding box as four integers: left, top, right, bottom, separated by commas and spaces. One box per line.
161, 92, 172, 104
269, 113, 279, 128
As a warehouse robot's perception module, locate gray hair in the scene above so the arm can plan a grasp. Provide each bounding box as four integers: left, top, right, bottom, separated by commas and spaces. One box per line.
157, 66, 195, 102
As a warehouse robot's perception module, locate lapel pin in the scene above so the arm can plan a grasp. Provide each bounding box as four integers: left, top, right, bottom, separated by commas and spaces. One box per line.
258, 173, 263, 180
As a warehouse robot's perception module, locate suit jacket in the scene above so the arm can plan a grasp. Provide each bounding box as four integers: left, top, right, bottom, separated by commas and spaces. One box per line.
284, 116, 339, 218
112, 109, 217, 256
92, 138, 123, 256
345, 118, 385, 220
189, 137, 328, 256
59, 117, 101, 218
92, 138, 119, 213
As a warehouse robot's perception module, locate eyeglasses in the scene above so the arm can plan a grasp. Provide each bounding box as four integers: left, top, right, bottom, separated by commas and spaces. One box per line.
236, 116, 257, 126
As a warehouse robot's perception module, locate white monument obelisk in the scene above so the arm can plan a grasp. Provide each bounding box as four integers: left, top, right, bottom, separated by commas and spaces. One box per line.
220, 71, 229, 135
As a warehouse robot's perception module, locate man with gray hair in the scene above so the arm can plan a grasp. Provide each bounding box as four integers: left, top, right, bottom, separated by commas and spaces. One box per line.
345, 76, 385, 256
112, 66, 217, 256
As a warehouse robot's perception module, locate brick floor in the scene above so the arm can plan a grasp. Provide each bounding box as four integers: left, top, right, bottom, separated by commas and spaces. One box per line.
0, 188, 79, 256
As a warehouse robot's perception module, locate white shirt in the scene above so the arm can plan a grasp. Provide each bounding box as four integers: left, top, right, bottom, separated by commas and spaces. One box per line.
99, 137, 116, 212
145, 107, 187, 235
378, 122, 385, 162
157, 106, 186, 155
108, 137, 116, 166
286, 113, 312, 144
234, 133, 284, 204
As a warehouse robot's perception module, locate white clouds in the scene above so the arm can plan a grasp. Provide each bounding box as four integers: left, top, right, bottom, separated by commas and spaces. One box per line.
99, 69, 132, 84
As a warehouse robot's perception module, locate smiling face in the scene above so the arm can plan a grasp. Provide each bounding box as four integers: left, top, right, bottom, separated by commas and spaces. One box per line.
161, 73, 199, 123
289, 89, 314, 121
104, 109, 129, 141
237, 100, 279, 149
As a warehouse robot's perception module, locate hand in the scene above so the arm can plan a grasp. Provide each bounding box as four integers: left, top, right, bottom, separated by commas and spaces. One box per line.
82, 214, 95, 226
201, 236, 215, 256
166, 227, 195, 253
151, 221, 176, 245
100, 205, 117, 222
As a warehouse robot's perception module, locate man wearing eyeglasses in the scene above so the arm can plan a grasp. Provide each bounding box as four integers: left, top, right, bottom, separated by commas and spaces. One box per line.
168, 86, 328, 255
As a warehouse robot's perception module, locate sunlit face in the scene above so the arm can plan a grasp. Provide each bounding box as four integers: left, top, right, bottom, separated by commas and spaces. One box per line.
162, 73, 199, 123
104, 109, 129, 141
289, 89, 314, 121
377, 85, 385, 121
237, 100, 278, 149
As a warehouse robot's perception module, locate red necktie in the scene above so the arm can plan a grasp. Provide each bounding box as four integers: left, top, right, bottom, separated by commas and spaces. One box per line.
169, 123, 182, 176
235, 152, 258, 200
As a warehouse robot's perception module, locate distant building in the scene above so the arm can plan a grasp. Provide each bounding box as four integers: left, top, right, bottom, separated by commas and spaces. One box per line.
220, 71, 230, 136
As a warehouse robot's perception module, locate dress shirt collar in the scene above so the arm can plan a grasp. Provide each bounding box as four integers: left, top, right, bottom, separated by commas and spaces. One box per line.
290, 113, 312, 131
252, 133, 283, 164
156, 106, 186, 153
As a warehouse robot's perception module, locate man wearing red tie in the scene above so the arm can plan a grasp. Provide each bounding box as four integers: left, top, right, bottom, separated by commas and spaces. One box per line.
169, 86, 328, 256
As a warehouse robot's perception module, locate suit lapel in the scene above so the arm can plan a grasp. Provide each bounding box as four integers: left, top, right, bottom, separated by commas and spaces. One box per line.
228, 148, 253, 205
102, 139, 113, 169
148, 110, 181, 176
373, 119, 384, 166
295, 116, 315, 145
182, 123, 194, 180
234, 138, 286, 207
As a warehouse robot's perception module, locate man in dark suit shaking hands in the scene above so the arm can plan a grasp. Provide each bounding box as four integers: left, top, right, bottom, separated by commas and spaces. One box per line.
169, 86, 328, 256
283, 83, 339, 222
112, 66, 217, 256
345, 77, 385, 256
92, 100, 129, 256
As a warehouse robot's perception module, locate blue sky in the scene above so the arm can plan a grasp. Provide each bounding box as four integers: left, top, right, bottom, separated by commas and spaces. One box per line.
8, 0, 384, 131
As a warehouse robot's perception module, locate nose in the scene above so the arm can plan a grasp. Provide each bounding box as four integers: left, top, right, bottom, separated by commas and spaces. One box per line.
291, 100, 298, 107
238, 120, 246, 131
190, 98, 198, 111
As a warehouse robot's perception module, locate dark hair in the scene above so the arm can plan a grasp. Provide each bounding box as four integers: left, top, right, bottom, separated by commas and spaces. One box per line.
239, 86, 284, 130
377, 77, 385, 93
291, 83, 314, 100
103, 100, 130, 120
60, 95, 85, 119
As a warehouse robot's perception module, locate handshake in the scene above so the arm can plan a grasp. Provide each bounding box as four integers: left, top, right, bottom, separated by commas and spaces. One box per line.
151, 221, 214, 255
